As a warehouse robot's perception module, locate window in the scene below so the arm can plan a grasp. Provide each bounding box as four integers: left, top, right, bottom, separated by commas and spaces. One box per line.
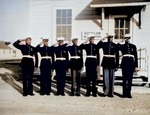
13, 50, 16, 57
114, 18, 130, 39
9, 49, 11, 54
56, 9, 72, 41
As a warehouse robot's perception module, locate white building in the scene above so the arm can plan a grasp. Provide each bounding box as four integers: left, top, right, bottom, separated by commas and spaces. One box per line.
0, 41, 13, 60
29, 0, 150, 82
0, 41, 22, 60
8, 44, 22, 59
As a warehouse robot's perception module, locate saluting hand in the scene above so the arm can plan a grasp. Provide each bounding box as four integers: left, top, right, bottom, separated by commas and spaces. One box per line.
83, 38, 89, 44
67, 40, 72, 45
101, 36, 108, 42
39, 41, 43, 46
19, 38, 26, 41
53, 42, 58, 47
135, 67, 138, 72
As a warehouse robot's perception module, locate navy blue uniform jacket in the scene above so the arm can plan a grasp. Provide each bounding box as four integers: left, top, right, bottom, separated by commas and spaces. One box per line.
97, 41, 119, 69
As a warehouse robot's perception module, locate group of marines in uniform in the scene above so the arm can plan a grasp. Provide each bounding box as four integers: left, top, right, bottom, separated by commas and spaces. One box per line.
13, 33, 138, 98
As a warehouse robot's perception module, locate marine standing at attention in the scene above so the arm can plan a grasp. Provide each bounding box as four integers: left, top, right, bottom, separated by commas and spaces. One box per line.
117, 34, 138, 98
67, 36, 83, 96
81, 33, 100, 97
13, 37, 38, 96
36, 38, 54, 95
97, 33, 119, 97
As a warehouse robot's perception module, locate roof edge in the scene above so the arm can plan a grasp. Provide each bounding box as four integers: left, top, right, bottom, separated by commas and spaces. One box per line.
90, 2, 150, 8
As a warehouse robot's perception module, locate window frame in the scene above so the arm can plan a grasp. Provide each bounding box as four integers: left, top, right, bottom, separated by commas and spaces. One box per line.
114, 18, 130, 40
53, 6, 74, 43
110, 15, 132, 43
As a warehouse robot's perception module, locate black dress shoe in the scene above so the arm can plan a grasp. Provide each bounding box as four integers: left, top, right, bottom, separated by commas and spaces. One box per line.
23, 93, 27, 97
46, 93, 50, 95
92, 94, 97, 97
76, 93, 80, 97
127, 95, 132, 98
101, 93, 107, 97
71, 94, 74, 96
29, 93, 35, 96
85, 93, 90, 97
54, 93, 60, 96
40, 92, 45, 95
60, 93, 65, 96
122, 94, 127, 98
108, 95, 114, 98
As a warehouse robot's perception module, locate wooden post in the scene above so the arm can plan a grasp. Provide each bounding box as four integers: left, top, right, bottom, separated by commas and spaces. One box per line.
148, 55, 150, 85
139, 48, 141, 68
139, 11, 141, 29
101, 7, 105, 30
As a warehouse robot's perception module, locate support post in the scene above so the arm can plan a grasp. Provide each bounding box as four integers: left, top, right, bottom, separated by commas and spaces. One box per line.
101, 7, 105, 30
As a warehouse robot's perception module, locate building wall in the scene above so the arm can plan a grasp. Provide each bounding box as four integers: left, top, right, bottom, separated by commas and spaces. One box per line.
131, 5, 150, 71
0, 49, 13, 60
30, 0, 150, 68
30, 0, 105, 46
132, 5, 150, 50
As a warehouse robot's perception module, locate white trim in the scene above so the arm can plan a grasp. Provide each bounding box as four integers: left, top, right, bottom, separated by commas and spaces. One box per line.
52, 6, 74, 44
90, 2, 150, 8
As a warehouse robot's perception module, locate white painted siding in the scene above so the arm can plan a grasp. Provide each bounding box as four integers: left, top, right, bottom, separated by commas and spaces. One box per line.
30, 0, 104, 45
0, 49, 13, 60
132, 5, 150, 51
29, 0, 150, 81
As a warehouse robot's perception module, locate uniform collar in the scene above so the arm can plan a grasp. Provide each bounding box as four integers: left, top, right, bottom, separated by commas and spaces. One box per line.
58, 45, 63, 47
89, 42, 94, 45
107, 41, 112, 43
27, 44, 31, 47
125, 41, 130, 45
73, 44, 77, 46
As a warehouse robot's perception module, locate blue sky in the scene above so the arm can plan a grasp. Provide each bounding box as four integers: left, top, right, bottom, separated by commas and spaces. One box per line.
0, 0, 30, 43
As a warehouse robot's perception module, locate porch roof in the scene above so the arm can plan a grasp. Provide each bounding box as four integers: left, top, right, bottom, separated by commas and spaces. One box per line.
90, 0, 150, 7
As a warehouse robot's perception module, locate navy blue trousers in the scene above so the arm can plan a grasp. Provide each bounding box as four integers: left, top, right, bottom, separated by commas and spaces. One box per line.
40, 59, 52, 93
122, 68, 134, 96
85, 58, 97, 95
121, 57, 135, 96
54, 60, 68, 95
22, 65, 34, 94
103, 68, 114, 95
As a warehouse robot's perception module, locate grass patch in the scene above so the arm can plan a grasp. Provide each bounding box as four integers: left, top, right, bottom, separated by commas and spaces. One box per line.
0, 60, 22, 77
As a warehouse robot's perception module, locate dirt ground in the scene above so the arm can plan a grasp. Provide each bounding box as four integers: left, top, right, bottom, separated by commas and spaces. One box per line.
0, 74, 150, 115
0, 60, 150, 115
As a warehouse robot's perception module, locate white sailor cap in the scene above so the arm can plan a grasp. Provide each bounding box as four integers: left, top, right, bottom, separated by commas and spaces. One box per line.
71, 36, 78, 41
87, 33, 95, 39
56, 37, 65, 41
42, 37, 49, 42
124, 34, 131, 38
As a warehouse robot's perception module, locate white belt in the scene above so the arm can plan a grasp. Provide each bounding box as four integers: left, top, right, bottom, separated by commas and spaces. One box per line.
71, 56, 80, 59
86, 55, 96, 58
103, 55, 115, 58
41, 56, 52, 60
23, 55, 34, 59
123, 54, 134, 58
56, 57, 66, 60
